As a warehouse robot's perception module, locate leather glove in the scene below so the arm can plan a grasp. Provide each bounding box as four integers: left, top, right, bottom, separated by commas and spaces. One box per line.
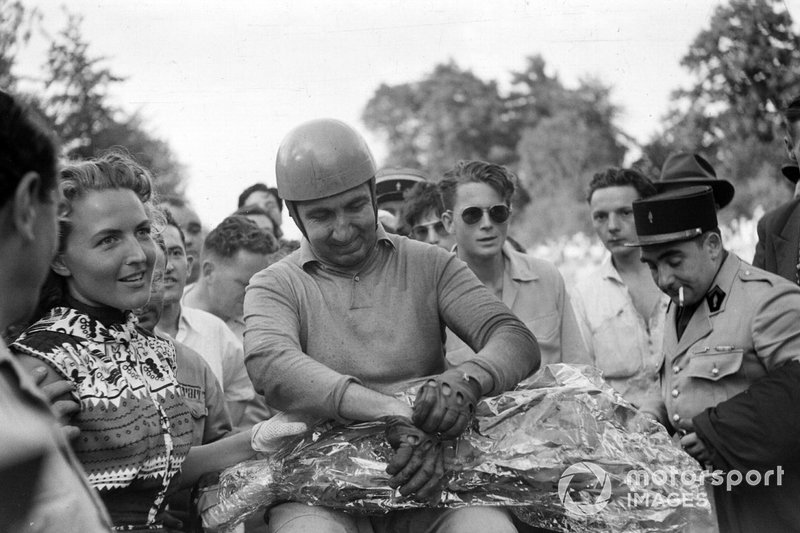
412, 368, 482, 439
383, 415, 445, 501
250, 412, 308, 453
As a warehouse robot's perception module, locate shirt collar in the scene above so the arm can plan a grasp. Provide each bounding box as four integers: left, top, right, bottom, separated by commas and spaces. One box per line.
502, 241, 539, 281
599, 255, 625, 284
299, 223, 396, 269
707, 250, 737, 297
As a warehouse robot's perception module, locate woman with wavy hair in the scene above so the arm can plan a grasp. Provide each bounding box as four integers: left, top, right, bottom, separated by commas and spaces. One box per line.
11, 151, 303, 532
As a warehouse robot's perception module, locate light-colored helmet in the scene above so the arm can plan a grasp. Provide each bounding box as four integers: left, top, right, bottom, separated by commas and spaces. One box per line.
276, 118, 377, 202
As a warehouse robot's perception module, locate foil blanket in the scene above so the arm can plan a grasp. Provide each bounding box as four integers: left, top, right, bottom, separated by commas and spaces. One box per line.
205, 364, 714, 532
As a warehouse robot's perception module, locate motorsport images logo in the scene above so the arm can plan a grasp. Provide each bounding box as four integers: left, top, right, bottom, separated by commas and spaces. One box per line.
557, 461, 613, 516
557, 461, 783, 516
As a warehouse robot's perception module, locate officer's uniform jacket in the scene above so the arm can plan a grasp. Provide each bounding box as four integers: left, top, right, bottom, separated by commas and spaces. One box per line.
642, 253, 800, 433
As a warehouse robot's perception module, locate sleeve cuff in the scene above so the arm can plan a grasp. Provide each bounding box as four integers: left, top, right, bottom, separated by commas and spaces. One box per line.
331, 375, 363, 422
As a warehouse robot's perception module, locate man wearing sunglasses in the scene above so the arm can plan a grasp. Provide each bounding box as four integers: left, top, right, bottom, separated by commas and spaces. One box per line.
243, 119, 539, 533
440, 160, 588, 369
401, 181, 455, 251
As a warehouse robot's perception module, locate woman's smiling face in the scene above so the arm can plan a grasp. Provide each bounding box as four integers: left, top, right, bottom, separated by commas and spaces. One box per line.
57, 188, 156, 311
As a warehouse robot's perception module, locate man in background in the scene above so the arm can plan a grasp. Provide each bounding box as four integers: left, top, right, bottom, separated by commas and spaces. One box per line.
156, 212, 258, 427
238, 183, 284, 238
753, 95, 800, 283
183, 215, 277, 339
376, 167, 428, 233
160, 196, 206, 284
571, 167, 666, 408
653, 152, 735, 211
401, 181, 455, 251
183, 215, 278, 427
0, 90, 111, 532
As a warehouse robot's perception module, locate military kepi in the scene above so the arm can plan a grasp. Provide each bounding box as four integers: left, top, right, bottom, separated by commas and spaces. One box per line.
628, 185, 718, 246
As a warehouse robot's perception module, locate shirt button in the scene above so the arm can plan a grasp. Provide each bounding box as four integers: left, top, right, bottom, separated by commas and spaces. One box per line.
711, 366, 719, 376
673, 365, 681, 374
354, 276, 360, 282
671, 389, 679, 398
672, 414, 680, 423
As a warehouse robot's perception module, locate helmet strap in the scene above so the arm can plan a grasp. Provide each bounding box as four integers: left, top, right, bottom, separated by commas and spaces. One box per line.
286, 177, 378, 241
286, 200, 306, 239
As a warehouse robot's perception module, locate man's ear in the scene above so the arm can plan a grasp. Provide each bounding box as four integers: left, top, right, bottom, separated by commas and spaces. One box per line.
185, 254, 194, 272
51, 254, 71, 277
12, 171, 44, 241
201, 260, 214, 278
704, 232, 723, 259
441, 210, 455, 234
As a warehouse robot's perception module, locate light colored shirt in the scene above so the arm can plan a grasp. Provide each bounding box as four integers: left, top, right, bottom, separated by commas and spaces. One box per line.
157, 306, 255, 404
446, 242, 589, 368
243, 228, 538, 421
571, 256, 668, 407
167, 336, 233, 445
0, 338, 111, 533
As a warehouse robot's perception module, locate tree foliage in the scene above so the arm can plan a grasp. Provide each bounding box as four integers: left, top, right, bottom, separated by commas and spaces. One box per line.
0, 0, 39, 87
363, 61, 513, 178
2, 5, 187, 198
642, 0, 800, 218
362, 54, 626, 243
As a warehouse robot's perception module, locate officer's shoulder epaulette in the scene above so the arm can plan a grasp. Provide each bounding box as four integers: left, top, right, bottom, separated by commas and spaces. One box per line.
737, 266, 777, 286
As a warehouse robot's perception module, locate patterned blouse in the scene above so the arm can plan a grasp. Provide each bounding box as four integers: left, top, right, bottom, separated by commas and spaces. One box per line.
11, 305, 194, 532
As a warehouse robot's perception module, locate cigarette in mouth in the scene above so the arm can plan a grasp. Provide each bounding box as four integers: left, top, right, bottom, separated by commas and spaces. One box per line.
678, 286, 684, 307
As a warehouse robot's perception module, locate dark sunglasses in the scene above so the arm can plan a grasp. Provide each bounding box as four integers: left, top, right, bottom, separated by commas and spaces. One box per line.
458, 204, 511, 225
411, 220, 448, 240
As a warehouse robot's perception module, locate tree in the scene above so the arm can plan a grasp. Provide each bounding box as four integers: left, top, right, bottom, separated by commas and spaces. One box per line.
41, 12, 124, 155
362, 61, 513, 178
362, 55, 628, 242
510, 60, 627, 243
1, 6, 187, 198
642, 0, 800, 216
677, 0, 800, 145
38, 12, 187, 197
0, 0, 39, 88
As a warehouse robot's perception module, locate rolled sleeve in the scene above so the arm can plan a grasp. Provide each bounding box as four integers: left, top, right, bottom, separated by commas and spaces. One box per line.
437, 255, 539, 394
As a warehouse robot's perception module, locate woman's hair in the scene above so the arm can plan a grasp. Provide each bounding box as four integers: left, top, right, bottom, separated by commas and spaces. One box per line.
58, 150, 156, 252
0, 90, 58, 208
33, 151, 158, 321
438, 160, 516, 211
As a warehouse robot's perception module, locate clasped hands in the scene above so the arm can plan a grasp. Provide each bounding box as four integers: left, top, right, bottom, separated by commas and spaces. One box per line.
383, 369, 482, 501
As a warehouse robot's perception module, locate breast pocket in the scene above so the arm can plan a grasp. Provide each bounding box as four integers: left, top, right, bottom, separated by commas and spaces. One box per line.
523, 312, 560, 365
591, 310, 643, 378
686, 348, 746, 406
686, 349, 744, 381
184, 398, 208, 445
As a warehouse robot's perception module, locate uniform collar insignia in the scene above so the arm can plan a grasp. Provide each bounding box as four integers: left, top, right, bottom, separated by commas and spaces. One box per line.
706, 285, 726, 313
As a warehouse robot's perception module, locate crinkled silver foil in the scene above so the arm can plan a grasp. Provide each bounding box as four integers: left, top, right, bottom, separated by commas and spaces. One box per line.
205, 364, 714, 532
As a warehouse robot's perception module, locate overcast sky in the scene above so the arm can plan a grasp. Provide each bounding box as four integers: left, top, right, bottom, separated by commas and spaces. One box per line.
17, 0, 800, 234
